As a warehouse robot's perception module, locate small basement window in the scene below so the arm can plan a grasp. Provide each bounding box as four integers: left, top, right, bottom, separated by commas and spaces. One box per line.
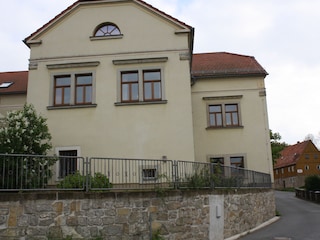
0, 82, 13, 88
142, 168, 157, 181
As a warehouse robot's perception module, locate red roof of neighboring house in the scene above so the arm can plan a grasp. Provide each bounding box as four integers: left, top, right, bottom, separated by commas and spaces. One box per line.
24, 0, 192, 46
0, 71, 28, 94
191, 52, 268, 78
274, 140, 313, 169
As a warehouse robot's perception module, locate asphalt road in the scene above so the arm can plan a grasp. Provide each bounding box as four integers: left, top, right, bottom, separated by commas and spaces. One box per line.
239, 191, 320, 240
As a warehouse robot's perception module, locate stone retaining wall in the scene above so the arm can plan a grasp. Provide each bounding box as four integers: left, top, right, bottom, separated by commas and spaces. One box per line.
0, 189, 275, 240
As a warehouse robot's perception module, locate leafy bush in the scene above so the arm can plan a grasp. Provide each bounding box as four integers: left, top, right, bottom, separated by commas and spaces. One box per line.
91, 172, 112, 189
0, 104, 55, 189
305, 175, 320, 191
57, 171, 85, 189
57, 172, 112, 189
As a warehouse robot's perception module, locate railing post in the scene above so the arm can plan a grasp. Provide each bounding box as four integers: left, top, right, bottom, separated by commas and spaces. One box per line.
173, 160, 178, 189
85, 157, 89, 192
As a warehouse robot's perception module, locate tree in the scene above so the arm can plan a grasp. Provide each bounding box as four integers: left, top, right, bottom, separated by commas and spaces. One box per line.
270, 130, 288, 164
0, 104, 55, 188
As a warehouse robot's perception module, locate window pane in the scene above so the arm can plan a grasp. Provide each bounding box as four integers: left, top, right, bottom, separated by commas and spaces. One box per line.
225, 104, 237, 112
154, 82, 161, 99
132, 83, 139, 100
210, 113, 222, 126
86, 86, 92, 102
77, 75, 92, 85
144, 82, 152, 100
64, 88, 71, 104
55, 88, 62, 105
232, 113, 239, 125
56, 76, 70, 86
144, 71, 160, 81
230, 157, 244, 168
226, 113, 231, 125
76, 87, 83, 103
209, 105, 222, 113
122, 72, 138, 82
210, 157, 224, 165
122, 85, 129, 101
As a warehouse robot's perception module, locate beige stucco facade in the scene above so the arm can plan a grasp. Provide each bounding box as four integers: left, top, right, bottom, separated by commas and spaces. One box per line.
191, 76, 274, 176
24, 0, 273, 180
0, 94, 26, 119
26, 1, 195, 161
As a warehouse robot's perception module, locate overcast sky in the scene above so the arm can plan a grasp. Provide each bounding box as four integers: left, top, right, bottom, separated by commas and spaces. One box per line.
1, 0, 319, 146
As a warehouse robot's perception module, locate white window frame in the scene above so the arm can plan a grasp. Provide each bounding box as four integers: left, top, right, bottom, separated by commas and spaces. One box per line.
140, 165, 158, 182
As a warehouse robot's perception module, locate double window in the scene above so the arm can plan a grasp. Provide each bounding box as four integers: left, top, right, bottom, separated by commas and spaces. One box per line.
120, 69, 162, 103
208, 103, 240, 127
209, 155, 245, 168
52, 73, 94, 107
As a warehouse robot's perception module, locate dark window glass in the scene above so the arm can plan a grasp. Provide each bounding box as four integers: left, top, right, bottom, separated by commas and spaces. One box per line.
59, 150, 77, 178
230, 157, 244, 168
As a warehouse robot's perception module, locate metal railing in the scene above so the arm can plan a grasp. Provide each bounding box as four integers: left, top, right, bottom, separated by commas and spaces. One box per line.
0, 154, 272, 191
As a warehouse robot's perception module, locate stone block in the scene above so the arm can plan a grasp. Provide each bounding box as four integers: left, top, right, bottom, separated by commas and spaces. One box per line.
101, 224, 123, 236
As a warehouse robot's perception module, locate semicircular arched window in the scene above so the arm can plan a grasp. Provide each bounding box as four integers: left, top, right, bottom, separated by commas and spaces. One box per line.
94, 23, 121, 37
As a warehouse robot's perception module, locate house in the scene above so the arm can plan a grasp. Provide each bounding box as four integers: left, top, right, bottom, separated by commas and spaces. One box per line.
8, 0, 272, 181
0, 71, 28, 119
273, 140, 320, 189
191, 52, 272, 174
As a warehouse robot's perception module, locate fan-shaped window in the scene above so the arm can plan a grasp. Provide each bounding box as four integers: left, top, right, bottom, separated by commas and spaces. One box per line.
94, 23, 121, 37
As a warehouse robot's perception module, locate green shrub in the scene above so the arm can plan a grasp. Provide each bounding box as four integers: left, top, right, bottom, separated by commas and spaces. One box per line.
305, 175, 320, 191
57, 171, 85, 189
91, 172, 112, 189
57, 171, 112, 189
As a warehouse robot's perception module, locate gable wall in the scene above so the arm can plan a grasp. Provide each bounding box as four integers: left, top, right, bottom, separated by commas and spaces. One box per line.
26, 1, 195, 162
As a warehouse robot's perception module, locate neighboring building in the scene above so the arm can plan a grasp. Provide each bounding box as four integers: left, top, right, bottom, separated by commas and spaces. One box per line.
4, 0, 272, 181
0, 71, 28, 119
274, 140, 320, 189
191, 52, 273, 174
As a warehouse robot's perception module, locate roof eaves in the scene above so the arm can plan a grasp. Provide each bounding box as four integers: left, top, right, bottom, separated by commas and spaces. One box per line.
191, 71, 268, 79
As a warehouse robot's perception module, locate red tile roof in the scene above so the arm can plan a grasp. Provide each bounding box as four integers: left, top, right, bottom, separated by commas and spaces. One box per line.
274, 140, 313, 169
24, 0, 192, 46
191, 52, 268, 78
0, 71, 28, 95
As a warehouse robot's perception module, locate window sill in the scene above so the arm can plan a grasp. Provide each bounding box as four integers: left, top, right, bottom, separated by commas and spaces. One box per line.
206, 125, 244, 130
90, 35, 123, 41
47, 104, 97, 110
114, 100, 167, 106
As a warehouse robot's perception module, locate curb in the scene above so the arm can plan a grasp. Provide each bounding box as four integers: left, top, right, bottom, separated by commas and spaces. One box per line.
225, 216, 280, 240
